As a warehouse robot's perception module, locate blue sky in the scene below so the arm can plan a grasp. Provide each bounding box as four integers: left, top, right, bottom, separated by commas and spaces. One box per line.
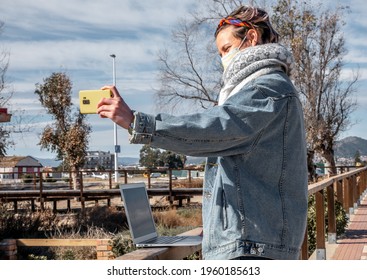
1, 0, 366, 160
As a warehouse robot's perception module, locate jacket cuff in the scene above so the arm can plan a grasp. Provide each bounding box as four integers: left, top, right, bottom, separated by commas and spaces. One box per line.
129, 112, 155, 144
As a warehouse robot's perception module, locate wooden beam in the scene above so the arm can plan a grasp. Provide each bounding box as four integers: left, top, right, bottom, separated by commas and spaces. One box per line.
16, 239, 104, 247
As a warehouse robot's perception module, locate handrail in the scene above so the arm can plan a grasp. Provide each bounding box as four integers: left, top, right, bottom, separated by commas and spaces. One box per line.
308, 166, 366, 195
302, 166, 367, 260
0, 188, 203, 212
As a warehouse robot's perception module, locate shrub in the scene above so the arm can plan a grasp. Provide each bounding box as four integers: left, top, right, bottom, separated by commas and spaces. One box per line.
307, 193, 348, 256
0, 203, 59, 239
80, 206, 128, 233
110, 232, 136, 257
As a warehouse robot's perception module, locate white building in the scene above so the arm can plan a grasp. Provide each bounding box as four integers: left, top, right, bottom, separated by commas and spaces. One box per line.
83, 151, 114, 170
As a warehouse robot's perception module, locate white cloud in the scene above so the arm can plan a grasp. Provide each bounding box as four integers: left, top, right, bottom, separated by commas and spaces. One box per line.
6, 38, 164, 71
1, 0, 197, 37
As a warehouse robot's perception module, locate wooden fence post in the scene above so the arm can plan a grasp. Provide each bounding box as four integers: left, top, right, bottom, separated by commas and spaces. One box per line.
352, 175, 358, 210
327, 184, 336, 244
300, 228, 308, 260
147, 170, 151, 189
335, 179, 343, 205
79, 171, 85, 213
359, 171, 365, 198
123, 170, 128, 184
39, 173, 44, 211
342, 177, 349, 214
348, 177, 354, 216
315, 190, 326, 260
169, 169, 173, 206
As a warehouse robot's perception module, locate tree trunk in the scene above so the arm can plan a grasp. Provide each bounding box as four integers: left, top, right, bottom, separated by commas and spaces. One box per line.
322, 149, 337, 176
70, 166, 79, 190
307, 150, 317, 182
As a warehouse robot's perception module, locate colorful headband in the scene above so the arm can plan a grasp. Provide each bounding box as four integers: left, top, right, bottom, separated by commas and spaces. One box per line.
217, 17, 253, 29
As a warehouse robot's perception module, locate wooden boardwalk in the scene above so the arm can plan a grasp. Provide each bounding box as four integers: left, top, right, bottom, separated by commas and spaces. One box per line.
330, 192, 367, 260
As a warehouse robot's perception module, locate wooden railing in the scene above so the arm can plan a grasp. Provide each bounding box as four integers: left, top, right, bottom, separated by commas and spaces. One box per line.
0, 167, 204, 212
0, 187, 203, 212
300, 166, 367, 260
0, 167, 204, 189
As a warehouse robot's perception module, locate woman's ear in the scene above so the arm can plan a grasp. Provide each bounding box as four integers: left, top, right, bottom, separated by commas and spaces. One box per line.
247, 29, 259, 46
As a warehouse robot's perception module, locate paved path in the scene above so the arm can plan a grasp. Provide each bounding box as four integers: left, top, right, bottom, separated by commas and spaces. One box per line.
330, 192, 367, 260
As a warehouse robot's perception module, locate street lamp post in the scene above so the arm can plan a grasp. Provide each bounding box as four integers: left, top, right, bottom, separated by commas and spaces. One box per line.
110, 54, 119, 183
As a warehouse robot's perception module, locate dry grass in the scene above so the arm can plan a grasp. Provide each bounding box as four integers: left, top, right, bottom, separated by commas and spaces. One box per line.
172, 178, 203, 188
153, 207, 202, 228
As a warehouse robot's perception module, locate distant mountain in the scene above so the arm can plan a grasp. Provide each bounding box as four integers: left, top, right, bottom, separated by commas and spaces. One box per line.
119, 157, 139, 166
334, 136, 367, 158
35, 157, 61, 167
186, 156, 205, 165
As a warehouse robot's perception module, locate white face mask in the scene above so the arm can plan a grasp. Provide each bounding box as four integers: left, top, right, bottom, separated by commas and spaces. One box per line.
221, 36, 247, 71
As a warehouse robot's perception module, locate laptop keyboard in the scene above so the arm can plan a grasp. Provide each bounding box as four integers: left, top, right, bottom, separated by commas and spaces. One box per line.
147, 236, 186, 245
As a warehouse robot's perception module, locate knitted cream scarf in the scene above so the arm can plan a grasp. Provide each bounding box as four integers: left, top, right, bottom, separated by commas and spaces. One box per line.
218, 43, 294, 105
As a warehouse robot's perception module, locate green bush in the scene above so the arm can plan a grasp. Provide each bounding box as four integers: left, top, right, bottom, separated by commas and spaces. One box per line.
307, 193, 348, 255
110, 232, 136, 257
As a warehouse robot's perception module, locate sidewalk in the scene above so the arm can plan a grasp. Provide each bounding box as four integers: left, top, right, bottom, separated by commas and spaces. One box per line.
330, 192, 367, 260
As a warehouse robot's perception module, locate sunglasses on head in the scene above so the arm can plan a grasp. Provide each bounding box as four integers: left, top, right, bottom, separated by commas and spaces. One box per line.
217, 17, 252, 29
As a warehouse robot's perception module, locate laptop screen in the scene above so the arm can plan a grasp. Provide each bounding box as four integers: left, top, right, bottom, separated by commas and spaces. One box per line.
120, 184, 157, 240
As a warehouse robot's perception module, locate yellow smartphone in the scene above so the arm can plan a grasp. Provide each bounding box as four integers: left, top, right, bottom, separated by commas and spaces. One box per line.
79, 89, 112, 114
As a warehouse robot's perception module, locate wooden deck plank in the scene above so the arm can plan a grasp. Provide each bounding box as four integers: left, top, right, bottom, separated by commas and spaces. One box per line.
330, 193, 367, 260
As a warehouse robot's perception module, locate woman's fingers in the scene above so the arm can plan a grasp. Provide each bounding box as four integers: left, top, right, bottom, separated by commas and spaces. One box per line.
101, 85, 121, 98
96, 86, 134, 129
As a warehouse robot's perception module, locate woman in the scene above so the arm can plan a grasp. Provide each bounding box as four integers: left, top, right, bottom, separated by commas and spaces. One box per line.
97, 5, 308, 260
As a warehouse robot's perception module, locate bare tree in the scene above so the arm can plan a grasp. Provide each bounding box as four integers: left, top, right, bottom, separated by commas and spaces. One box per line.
35, 72, 91, 189
0, 21, 12, 157
156, 0, 250, 111
0, 21, 35, 157
272, 0, 358, 174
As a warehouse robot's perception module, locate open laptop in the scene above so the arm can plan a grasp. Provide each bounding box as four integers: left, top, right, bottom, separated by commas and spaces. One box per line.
119, 183, 202, 247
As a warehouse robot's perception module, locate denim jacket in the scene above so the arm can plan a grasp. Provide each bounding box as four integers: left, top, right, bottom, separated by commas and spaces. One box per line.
130, 67, 308, 260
